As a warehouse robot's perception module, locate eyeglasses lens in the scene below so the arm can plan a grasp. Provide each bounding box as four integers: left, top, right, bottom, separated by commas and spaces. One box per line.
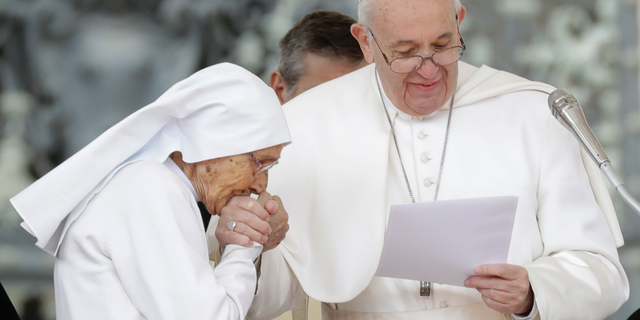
390, 47, 463, 73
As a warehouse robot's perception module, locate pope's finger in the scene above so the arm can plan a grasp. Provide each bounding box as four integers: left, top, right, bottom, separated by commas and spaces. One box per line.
464, 275, 500, 290
474, 264, 521, 280
264, 200, 279, 215
230, 196, 271, 222
270, 196, 285, 213
256, 191, 273, 206
479, 294, 514, 315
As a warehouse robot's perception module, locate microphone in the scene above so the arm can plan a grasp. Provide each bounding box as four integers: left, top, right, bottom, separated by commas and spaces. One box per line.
548, 89, 610, 165
548, 89, 640, 215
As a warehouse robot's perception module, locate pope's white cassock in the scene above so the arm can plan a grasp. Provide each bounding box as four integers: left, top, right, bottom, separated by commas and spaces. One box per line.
243, 62, 629, 320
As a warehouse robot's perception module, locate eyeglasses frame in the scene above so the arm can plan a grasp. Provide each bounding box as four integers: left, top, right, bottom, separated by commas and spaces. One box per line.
248, 152, 279, 176
368, 22, 466, 74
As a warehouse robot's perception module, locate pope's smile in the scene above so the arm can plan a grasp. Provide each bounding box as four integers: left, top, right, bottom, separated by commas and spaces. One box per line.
408, 78, 441, 93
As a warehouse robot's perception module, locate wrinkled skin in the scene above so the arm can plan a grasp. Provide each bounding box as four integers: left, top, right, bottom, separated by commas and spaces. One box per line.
172, 144, 286, 248
215, 191, 289, 251
351, 0, 465, 117
464, 264, 534, 315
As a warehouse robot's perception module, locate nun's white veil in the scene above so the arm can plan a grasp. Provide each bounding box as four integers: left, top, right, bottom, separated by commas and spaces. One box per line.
11, 63, 291, 256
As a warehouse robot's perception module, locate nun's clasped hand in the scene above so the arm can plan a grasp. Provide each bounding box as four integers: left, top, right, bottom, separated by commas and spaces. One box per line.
216, 192, 288, 251
217, 196, 272, 248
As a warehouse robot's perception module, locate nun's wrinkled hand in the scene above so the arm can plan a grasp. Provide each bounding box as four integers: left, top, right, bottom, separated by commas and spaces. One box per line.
216, 196, 272, 248
257, 192, 289, 252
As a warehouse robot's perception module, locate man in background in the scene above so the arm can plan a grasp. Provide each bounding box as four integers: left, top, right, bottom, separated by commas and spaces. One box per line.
270, 10, 368, 104
269, 11, 369, 320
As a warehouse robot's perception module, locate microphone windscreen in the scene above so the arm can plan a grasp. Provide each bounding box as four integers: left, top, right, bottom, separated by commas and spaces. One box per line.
547, 88, 609, 165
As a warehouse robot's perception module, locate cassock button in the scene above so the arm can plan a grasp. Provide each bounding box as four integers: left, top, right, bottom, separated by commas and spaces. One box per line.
417, 132, 427, 139
424, 179, 435, 187
420, 153, 431, 163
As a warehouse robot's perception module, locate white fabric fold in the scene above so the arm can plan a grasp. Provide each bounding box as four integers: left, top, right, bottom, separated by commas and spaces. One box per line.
453, 63, 623, 247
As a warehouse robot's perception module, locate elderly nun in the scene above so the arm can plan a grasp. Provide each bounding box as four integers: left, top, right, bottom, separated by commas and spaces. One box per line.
10, 63, 291, 320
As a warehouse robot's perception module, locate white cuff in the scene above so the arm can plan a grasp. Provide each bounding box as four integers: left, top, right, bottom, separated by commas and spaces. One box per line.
511, 300, 538, 320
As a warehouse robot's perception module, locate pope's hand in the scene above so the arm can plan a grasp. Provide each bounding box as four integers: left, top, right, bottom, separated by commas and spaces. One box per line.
216, 196, 274, 248
257, 192, 289, 252
463, 264, 534, 315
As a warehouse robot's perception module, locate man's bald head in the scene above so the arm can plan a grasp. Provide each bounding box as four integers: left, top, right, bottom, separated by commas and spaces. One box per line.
358, 0, 462, 29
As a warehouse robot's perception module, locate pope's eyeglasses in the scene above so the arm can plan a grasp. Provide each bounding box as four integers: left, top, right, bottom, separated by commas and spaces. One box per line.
249, 152, 279, 176
368, 29, 466, 74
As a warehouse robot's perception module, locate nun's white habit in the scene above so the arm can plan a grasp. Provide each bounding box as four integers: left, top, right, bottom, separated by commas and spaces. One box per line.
11, 63, 291, 320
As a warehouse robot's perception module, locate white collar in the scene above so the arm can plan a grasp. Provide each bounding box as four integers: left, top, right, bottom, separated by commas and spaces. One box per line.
163, 158, 201, 202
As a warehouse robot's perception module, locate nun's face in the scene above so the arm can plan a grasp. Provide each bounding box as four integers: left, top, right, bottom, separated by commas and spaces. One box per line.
194, 144, 285, 215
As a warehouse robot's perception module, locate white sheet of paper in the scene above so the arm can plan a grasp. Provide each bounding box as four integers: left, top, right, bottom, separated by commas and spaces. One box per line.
375, 196, 518, 287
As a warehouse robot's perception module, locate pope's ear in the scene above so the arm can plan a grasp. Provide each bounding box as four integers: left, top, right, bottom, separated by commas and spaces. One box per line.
269, 71, 287, 105
458, 5, 466, 25
351, 23, 375, 64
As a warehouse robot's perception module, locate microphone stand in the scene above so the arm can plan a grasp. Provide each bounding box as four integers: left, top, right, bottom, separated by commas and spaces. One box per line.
548, 89, 640, 216
600, 162, 640, 215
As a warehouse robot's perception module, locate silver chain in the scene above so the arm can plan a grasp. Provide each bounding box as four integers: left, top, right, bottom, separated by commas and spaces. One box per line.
376, 72, 417, 203
374, 70, 457, 203
374, 70, 457, 298
433, 77, 457, 201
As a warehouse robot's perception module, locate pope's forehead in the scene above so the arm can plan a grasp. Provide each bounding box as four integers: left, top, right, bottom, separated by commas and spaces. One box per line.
371, 2, 459, 43
370, 0, 457, 28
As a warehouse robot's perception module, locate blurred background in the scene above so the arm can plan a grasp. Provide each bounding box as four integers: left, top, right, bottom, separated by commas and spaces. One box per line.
0, 0, 639, 319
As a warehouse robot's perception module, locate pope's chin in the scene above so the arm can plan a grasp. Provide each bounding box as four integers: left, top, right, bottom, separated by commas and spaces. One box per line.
404, 82, 447, 116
